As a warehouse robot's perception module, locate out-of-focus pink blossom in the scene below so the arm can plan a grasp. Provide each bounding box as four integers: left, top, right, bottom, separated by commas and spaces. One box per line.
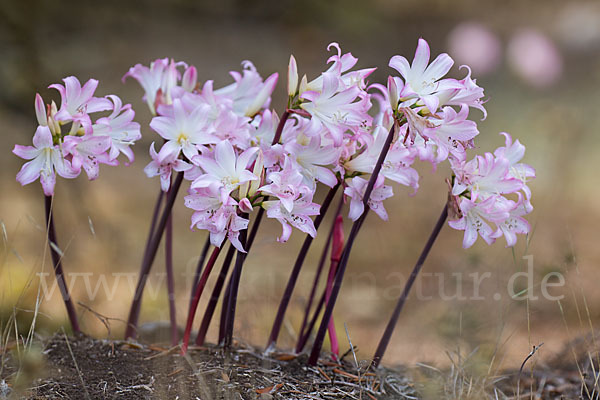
447, 23, 502, 76
507, 29, 563, 88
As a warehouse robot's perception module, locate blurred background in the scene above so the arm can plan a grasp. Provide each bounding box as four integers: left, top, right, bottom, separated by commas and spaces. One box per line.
1, 0, 600, 372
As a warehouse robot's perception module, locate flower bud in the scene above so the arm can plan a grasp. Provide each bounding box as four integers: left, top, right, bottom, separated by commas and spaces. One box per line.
298, 74, 308, 95
387, 76, 400, 111
287, 55, 298, 97
238, 198, 253, 214
182, 66, 198, 92
331, 215, 345, 262
34, 94, 47, 127
48, 101, 61, 135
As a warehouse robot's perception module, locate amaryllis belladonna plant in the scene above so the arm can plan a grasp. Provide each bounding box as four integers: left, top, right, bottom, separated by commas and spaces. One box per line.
13, 39, 534, 368
13, 77, 141, 333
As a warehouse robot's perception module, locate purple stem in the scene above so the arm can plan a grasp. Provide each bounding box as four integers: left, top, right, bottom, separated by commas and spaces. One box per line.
266, 184, 340, 351
372, 204, 448, 368
144, 190, 165, 266
181, 245, 222, 354
165, 213, 178, 346
190, 237, 211, 307
296, 196, 344, 351
216, 109, 291, 347
296, 285, 326, 353
271, 110, 290, 145
218, 274, 233, 344
44, 195, 80, 333
308, 124, 396, 365
195, 244, 236, 346
222, 214, 249, 349
125, 172, 184, 340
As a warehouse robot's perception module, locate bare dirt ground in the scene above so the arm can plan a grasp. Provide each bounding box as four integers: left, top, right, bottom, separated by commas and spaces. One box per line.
1, 334, 416, 400
2, 334, 599, 399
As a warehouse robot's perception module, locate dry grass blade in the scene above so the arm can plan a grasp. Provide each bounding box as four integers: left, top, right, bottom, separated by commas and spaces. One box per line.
62, 331, 91, 400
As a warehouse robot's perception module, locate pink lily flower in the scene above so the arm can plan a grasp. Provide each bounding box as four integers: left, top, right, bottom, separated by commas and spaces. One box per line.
150, 98, 214, 162
191, 140, 259, 198
13, 126, 78, 195
214, 61, 276, 117
493, 132, 536, 199
345, 125, 419, 192
448, 196, 509, 248
49, 77, 112, 133
284, 135, 341, 188
303, 43, 375, 93
300, 72, 372, 146
423, 105, 479, 163
344, 175, 393, 221
263, 194, 320, 243
260, 157, 312, 213
389, 38, 463, 113
123, 58, 184, 114
452, 153, 523, 200
436, 66, 487, 119
92, 95, 142, 165
185, 188, 248, 252
63, 134, 112, 180
144, 142, 192, 192
491, 194, 532, 247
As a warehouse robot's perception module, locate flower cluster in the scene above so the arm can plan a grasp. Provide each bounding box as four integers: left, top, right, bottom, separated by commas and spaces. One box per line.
448, 132, 535, 248
127, 48, 371, 250
13, 77, 141, 195
125, 39, 534, 252
351, 38, 534, 248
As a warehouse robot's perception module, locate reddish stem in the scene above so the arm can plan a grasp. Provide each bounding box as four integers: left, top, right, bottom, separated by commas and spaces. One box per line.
125, 172, 184, 340
222, 214, 249, 349
308, 124, 396, 365
44, 195, 80, 333
296, 285, 326, 353
165, 213, 178, 346
195, 244, 236, 346
144, 190, 165, 267
181, 246, 222, 354
189, 237, 211, 307
325, 215, 344, 357
372, 205, 448, 368
265, 184, 340, 351
296, 196, 343, 352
